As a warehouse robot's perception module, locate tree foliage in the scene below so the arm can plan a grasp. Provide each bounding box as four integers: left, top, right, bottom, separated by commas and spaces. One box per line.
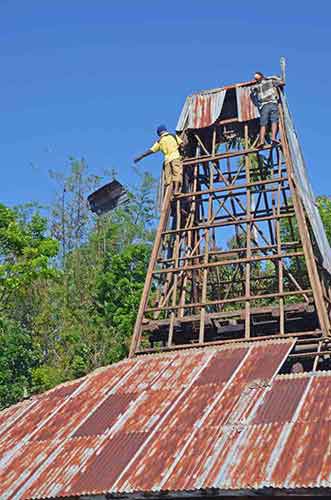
0, 160, 157, 409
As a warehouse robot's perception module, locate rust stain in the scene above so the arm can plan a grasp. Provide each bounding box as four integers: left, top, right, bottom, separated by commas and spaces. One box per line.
121, 389, 180, 433
117, 356, 173, 393
23, 436, 104, 499
298, 376, 331, 422
0, 340, 330, 498
237, 86, 260, 122
0, 440, 59, 499
32, 393, 102, 441
194, 347, 248, 386
73, 393, 137, 438
68, 432, 147, 496
271, 420, 331, 488
253, 377, 309, 424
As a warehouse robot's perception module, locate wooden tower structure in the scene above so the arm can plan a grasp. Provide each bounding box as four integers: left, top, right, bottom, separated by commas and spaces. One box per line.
130, 76, 331, 372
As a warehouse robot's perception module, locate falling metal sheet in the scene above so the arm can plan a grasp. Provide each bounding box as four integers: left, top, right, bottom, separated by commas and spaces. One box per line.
88, 179, 129, 216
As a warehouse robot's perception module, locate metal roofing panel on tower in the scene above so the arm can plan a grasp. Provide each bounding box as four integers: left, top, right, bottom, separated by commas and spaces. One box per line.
236, 85, 260, 122
176, 91, 226, 131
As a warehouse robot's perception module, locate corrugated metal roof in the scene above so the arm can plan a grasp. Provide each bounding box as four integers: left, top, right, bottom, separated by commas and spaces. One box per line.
236, 85, 260, 122
176, 84, 261, 130
176, 91, 226, 131
1, 339, 331, 498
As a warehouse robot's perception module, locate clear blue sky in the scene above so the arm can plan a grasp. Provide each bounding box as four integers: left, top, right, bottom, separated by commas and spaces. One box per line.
1, 0, 330, 207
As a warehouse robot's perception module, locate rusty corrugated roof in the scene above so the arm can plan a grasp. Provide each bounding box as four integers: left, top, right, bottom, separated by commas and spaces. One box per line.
236, 85, 260, 122
1, 339, 331, 498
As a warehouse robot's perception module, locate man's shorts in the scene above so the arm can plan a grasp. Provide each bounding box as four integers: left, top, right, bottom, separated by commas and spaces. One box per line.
260, 102, 279, 127
164, 158, 182, 186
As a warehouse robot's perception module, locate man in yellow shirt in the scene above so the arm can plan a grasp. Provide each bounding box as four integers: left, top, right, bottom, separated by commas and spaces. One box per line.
134, 125, 183, 189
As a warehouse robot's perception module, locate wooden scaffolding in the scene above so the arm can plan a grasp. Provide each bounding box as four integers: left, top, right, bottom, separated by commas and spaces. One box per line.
130, 80, 331, 372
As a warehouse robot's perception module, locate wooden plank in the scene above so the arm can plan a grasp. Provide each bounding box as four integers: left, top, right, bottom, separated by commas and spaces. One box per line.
162, 211, 296, 235
244, 124, 251, 339
152, 251, 305, 275
129, 185, 173, 357
279, 106, 331, 337
137, 330, 322, 355
145, 288, 313, 313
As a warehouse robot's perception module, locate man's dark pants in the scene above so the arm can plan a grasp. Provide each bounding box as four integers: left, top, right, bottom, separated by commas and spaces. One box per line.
260, 102, 279, 127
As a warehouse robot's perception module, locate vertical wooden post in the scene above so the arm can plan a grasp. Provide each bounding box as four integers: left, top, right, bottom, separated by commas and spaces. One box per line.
199, 161, 213, 343
244, 125, 251, 338
168, 190, 182, 347
279, 108, 331, 337
129, 185, 173, 357
276, 148, 285, 334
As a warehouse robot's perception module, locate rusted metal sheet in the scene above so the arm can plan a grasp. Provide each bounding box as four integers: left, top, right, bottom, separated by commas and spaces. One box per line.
162, 426, 229, 491
23, 436, 106, 499
67, 432, 148, 496
298, 375, 331, 422
115, 380, 223, 492
253, 377, 309, 424
76, 359, 137, 398
117, 428, 195, 493
270, 420, 331, 488
236, 85, 260, 122
73, 393, 137, 438
0, 400, 35, 441
151, 350, 212, 390
44, 380, 81, 399
0, 439, 60, 499
0, 397, 64, 445
206, 423, 285, 489
0, 341, 331, 498
32, 393, 109, 441
203, 342, 292, 429
194, 347, 248, 385
117, 356, 174, 393
176, 91, 226, 131
120, 389, 180, 433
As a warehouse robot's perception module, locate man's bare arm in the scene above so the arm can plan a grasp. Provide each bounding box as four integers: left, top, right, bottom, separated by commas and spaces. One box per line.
134, 149, 154, 163
269, 75, 285, 87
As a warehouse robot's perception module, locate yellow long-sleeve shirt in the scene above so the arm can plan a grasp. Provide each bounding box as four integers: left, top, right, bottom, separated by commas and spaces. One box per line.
150, 132, 182, 162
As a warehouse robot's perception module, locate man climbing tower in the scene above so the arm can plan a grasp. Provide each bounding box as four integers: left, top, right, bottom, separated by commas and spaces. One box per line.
250, 71, 283, 148
134, 125, 183, 192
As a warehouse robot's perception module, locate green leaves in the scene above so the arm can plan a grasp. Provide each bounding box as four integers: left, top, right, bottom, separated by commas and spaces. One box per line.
0, 160, 158, 409
0, 318, 41, 409
0, 205, 59, 307
96, 243, 150, 357
316, 196, 331, 245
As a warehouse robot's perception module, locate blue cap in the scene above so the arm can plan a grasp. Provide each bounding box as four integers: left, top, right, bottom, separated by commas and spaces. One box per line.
157, 124, 167, 136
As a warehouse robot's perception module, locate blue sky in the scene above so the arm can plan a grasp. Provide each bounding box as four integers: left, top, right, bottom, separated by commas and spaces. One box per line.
0, 0, 330, 207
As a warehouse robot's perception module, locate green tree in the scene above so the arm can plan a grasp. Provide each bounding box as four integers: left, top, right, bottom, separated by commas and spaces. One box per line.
0, 204, 59, 316
96, 243, 151, 360
316, 196, 331, 245
0, 318, 41, 409
0, 162, 158, 408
